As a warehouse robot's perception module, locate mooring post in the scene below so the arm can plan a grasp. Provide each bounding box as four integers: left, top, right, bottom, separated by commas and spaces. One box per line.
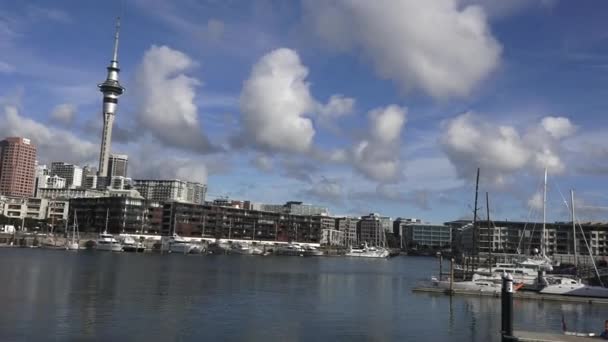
449, 258, 455, 295
501, 272, 514, 341
439, 253, 443, 280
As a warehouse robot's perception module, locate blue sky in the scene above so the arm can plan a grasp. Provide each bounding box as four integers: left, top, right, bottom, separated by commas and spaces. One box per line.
1, 0, 608, 223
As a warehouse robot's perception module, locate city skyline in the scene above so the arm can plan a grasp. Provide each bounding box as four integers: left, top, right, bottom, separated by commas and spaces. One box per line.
1, 1, 608, 222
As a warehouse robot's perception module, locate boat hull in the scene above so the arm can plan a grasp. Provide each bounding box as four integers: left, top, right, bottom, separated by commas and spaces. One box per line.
96, 243, 123, 252
65, 242, 80, 251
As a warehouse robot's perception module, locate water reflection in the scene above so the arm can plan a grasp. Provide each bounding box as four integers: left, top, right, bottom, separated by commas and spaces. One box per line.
1, 249, 608, 341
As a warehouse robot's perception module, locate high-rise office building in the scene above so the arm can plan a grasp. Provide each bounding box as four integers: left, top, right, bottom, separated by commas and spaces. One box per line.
108, 153, 128, 178
50, 162, 83, 189
0, 137, 37, 197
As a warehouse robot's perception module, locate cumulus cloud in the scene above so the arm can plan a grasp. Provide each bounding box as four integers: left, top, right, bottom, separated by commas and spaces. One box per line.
239, 48, 316, 153
459, 0, 556, 19
318, 95, 355, 118
304, 0, 501, 99
134, 45, 215, 152
0, 106, 97, 164
130, 147, 208, 184
528, 192, 543, 210
305, 177, 344, 202
541, 116, 577, 139
50, 103, 76, 125
351, 105, 407, 182
440, 112, 576, 185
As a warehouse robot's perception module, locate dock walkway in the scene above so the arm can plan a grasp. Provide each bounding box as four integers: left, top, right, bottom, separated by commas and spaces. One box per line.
412, 286, 608, 305
513, 330, 599, 341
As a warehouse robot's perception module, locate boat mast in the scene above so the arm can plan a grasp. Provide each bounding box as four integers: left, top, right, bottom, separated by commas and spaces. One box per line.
105, 208, 109, 234
486, 192, 492, 273
542, 168, 547, 258
472, 168, 480, 258
571, 189, 577, 268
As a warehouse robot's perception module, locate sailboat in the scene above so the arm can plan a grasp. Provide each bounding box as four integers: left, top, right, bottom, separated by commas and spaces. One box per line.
96, 208, 123, 252
65, 210, 80, 250
473, 169, 554, 285
539, 189, 608, 298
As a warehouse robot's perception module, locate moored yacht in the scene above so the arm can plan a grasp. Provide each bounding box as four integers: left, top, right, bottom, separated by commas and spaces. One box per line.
345, 243, 390, 258
274, 243, 306, 256
431, 277, 503, 293
169, 234, 201, 254
122, 236, 145, 252
96, 232, 123, 252
540, 276, 608, 298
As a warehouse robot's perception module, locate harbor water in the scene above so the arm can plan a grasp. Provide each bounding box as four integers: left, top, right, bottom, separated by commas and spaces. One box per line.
0, 248, 607, 341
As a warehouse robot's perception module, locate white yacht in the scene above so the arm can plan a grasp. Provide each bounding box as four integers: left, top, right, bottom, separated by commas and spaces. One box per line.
431, 277, 502, 293
303, 245, 324, 257
65, 210, 80, 251
274, 244, 306, 256
169, 235, 200, 254
540, 276, 608, 298
122, 236, 145, 253
96, 233, 123, 252
229, 243, 252, 255
345, 243, 390, 258
474, 262, 541, 285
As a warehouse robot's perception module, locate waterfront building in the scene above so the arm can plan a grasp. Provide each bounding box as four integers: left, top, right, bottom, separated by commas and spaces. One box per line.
357, 213, 392, 246
336, 217, 359, 246
69, 196, 162, 235
50, 162, 83, 189
0, 197, 69, 222
162, 202, 322, 243
37, 187, 106, 200
400, 223, 452, 250
212, 198, 253, 210
448, 220, 608, 257
321, 228, 345, 246
97, 18, 124, 180
255, 201, 329, 216
108, 153, 128, 178
0, 137, 37, 198
393, 218, 424, 249
132, 179, 206, 204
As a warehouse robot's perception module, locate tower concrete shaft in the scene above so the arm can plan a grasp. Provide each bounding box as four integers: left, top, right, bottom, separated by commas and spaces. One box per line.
97, 17, 125, 179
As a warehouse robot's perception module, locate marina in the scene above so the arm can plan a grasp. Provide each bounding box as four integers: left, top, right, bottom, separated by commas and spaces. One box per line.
1, 248, 607, 341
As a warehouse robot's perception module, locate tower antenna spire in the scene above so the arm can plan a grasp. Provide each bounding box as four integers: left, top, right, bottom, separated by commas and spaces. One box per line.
112, 16, 120, 62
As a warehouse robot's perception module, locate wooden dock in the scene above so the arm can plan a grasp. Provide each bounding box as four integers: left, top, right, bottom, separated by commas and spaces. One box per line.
412, 286, 608, 305
513, 330, 598, 341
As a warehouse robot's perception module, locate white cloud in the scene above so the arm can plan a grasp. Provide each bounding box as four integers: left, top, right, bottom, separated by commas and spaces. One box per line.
459, 0, 556, 19
528, 192, 543, 210
318, 95, 355, 118
351, 105, 407, 182
129, 143, 208, 184
134, 45, 214, 152
239, 48, 316, 153
50, 103, 76, 125
304, 0, 501, 99
440, 112, 574, 185
541, 116, 577, 139
305, 178, 344, 201
0, 106, 97, 164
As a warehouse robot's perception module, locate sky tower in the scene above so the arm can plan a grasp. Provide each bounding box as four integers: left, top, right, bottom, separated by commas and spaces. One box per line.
97, 17, 125, 182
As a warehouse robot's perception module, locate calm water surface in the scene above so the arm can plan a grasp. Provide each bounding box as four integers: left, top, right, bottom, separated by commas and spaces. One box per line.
0, 248, 606, 341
